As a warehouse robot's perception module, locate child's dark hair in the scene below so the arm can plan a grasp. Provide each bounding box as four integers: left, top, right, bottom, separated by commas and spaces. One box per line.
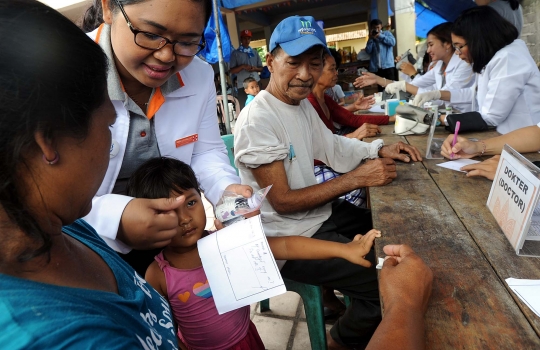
243, 77, 257, 89
126, 157, 200, 200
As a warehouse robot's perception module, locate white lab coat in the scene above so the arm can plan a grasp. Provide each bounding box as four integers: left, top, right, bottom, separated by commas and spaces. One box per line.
414, 54, 475, 112
83, 27, 239, 252
450, 39, 540, 134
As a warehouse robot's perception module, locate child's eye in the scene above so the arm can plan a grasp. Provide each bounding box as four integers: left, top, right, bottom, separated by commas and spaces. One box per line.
187, 200, 197, 207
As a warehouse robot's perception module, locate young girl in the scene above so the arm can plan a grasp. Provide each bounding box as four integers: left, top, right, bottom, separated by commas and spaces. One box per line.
126, 157, 381, 350
80, 0, 251, 262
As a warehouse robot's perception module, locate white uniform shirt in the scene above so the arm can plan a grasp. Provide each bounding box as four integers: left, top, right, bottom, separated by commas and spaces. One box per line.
450, 39, 540, 134
84, 25, 239, 252
234, 91, 382, 244
414, 54, 475, 112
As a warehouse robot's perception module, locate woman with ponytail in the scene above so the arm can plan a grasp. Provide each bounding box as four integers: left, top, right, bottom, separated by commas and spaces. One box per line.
79, 0, 252, 274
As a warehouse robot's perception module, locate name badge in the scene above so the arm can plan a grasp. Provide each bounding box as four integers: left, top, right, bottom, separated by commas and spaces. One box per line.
175, 134, 198, 148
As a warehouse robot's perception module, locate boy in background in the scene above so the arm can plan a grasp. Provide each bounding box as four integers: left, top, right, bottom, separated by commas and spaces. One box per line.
243, 77, 261, 106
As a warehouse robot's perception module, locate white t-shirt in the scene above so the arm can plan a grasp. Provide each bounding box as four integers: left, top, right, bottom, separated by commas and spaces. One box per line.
234, 90, 382, 242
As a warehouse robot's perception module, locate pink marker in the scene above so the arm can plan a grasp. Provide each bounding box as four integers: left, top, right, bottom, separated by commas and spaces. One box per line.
450, 121, 461, 160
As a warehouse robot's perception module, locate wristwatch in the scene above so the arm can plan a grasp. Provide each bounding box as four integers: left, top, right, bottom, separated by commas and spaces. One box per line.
410, 74, 417, 80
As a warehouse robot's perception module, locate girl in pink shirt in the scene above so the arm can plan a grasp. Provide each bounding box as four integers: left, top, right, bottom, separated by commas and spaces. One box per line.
128, 157, 381, 350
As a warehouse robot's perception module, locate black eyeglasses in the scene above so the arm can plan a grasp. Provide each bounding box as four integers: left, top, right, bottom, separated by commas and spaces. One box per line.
453, 43, 467, 54
113, 0, 205, 57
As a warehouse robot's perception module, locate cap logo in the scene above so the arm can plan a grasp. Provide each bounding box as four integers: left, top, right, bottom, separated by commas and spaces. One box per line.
299, 20, 316, 35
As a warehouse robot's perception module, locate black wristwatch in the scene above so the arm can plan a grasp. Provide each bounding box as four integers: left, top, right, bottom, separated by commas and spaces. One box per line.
410, 74, 417, 80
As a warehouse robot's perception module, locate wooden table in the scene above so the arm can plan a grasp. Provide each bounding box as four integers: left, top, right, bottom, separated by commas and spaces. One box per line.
366, 125, 540, 348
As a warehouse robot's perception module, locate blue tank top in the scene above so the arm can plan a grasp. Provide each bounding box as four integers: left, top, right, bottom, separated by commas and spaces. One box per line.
0, 219, 178, 349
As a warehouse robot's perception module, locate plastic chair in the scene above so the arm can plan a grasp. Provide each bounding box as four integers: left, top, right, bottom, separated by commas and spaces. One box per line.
261, 279, 328, 350
220, 134, 237, 175
216, 95, 241, 135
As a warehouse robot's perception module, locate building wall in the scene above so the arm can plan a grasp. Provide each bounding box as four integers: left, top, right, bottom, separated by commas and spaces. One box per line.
522, 0, 540, 65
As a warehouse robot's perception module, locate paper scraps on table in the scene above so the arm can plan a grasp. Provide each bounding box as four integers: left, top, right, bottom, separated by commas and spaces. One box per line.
436, 159, 480, 173
506, 278, 540, 317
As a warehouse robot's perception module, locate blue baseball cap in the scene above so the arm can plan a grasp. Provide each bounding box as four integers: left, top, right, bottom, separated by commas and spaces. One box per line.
269, 15, 328, 56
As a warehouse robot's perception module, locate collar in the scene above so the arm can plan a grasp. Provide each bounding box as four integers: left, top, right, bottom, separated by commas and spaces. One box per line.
93, 24, 185, 119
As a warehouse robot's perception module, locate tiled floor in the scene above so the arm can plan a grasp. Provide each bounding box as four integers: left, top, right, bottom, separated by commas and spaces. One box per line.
250, 292, 333, 350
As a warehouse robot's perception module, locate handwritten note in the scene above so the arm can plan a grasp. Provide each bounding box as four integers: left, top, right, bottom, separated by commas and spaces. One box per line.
198, 215, 286, 314
436, 159, 480, 173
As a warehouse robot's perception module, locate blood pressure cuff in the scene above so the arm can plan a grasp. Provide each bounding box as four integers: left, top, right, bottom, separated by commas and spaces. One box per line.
445, 112, 489, 133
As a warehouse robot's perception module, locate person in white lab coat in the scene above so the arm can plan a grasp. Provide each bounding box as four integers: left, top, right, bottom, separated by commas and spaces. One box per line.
355, 23, 475, 112
79, 0, 252, 267
413, 6, 540, 134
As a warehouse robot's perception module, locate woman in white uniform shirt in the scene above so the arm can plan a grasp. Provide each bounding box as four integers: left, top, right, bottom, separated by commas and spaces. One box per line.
80, 0, 251, 272
355, 23, 474, 112
414, 6, 540, 134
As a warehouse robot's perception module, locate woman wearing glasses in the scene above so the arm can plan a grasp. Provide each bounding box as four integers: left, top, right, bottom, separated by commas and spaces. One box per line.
355, 22, 475, 113
80, 0, 252, 271
413, 6, 540, 134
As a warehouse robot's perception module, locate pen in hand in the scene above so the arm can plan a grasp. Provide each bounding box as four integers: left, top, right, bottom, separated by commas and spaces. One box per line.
450, 121, 461, 160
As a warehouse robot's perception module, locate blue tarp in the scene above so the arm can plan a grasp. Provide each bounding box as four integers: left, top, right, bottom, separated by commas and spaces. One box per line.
220, 0, 262, 8
415, 2, 446, 38
200, 4, 235, 63
220, 0, 476, 22
420, 0, 476, 22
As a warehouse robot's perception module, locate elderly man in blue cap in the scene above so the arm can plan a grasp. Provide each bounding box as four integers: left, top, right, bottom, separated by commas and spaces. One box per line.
234, 16, 421, 349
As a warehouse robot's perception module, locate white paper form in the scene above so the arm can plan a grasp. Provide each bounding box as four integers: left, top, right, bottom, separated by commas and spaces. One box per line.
197, 215, 286, 314
506, 278, 540, 317
436, 159, 480, 173
368, 104, 386, 114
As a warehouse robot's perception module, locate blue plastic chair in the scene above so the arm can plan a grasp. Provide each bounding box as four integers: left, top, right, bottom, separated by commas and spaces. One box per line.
221, 134, 238, 175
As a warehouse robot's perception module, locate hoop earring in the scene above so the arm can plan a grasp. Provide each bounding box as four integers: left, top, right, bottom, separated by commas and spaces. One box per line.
43, 151, 59, 165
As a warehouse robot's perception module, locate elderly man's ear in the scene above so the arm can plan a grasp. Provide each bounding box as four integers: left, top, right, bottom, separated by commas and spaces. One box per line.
265, 52, 275, 74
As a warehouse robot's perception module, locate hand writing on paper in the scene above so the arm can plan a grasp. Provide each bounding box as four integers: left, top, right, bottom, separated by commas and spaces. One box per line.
441, 134, 481, 160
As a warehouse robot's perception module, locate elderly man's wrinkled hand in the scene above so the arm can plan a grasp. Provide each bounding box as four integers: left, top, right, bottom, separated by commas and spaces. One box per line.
460, 155, 501, 180
378, 142, 422, 162
347, 158, 397, 188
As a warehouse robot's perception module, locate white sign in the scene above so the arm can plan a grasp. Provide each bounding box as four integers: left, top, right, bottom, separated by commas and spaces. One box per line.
197, 215, 286, 314
487, 145, 540, 255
